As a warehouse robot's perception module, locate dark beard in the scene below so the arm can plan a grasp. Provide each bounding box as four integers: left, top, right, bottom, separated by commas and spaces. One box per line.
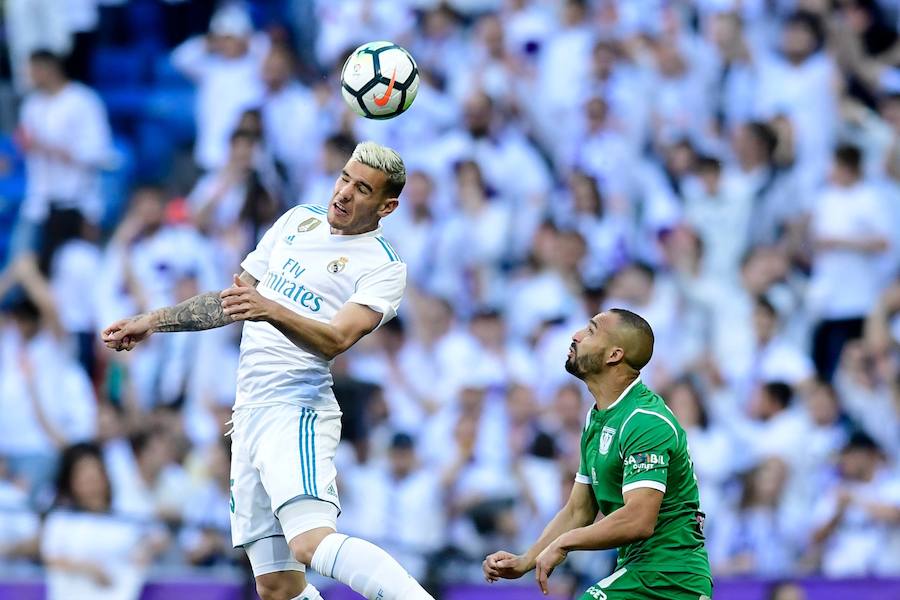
565, 350, 600, 379
565, 354, 582, 378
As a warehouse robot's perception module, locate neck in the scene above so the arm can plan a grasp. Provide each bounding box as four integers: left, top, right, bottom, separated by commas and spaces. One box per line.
584, 368, 639, 410
330, 220, 379, 235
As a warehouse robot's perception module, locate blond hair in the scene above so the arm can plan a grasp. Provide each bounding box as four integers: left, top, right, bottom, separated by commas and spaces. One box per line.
351, 141, 406, 198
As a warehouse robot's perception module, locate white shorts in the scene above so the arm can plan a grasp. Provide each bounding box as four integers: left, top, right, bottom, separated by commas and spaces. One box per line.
229, 404, 342, 548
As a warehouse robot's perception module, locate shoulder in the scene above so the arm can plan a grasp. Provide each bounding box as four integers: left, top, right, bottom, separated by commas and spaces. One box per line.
276, 205, 325, 231
620, 396, 681, 442
67, 83, 104, 108
295, 203, 329, 217
368, 233, 404, 265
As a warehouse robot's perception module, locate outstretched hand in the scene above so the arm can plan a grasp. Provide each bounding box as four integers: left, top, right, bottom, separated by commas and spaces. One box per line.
220, 274, 273, 322
483, 551, 529, 583
101, 315, 154, 351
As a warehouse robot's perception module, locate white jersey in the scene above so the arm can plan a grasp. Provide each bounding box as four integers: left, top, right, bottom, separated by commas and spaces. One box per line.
235, 204, 406, 410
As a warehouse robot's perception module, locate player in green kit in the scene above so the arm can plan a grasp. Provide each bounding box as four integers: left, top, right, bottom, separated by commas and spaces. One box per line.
483, 309, 712, 599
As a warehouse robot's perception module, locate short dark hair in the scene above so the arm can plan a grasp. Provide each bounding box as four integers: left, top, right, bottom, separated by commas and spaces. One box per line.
609, 308, 655, 370
784, 11, 825, 51
834, 143, 863, 175
29, 49, 65, 71
746, 122, 778, 160
842, 430, 881, 454
230, 128, 259, 144
6, 297, 41, 323
695, 155, 722, 174
325, 133, 358, 157
763, 381, 793, 409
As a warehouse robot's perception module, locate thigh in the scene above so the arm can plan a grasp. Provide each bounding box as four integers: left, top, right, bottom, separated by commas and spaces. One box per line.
230, 413, 282, 547
255, 406, 343, 513
579, 568, 712, 600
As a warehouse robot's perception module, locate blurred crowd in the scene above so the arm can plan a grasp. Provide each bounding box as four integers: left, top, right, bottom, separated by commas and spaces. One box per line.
2, 0, 900, 598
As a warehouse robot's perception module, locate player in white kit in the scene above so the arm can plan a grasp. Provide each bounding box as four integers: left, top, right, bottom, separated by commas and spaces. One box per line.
102, 142, 434, 600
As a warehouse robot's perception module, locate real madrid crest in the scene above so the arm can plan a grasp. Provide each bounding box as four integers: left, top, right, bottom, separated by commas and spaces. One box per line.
327, 257, 349, 274
297, 217, 321, 233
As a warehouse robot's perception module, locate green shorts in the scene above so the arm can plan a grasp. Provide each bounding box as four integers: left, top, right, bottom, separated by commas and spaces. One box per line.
578, 567, 712, 600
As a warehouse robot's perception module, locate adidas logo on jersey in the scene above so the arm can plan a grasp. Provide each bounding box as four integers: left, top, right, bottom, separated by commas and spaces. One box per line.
326, 483, 337, 497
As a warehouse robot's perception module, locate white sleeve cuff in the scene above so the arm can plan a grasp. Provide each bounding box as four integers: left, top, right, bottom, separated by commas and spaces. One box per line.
574, 473, 591, 484
347, 294, 395, 328
622, 480, 666, 494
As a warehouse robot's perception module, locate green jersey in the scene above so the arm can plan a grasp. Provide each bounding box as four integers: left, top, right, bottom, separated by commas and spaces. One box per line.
577, 378, 710, 578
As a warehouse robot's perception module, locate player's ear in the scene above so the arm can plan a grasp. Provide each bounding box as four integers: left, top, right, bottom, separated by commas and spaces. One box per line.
377, 197, 399, 218
607, 346, 625, 365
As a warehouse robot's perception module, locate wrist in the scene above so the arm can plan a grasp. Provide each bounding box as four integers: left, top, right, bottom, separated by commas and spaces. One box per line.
555, 531, 578, 553
144, 312, 161, 333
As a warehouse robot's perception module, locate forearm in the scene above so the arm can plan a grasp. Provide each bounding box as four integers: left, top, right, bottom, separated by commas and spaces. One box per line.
521, 503, 595, 570
267, 302, 345, 360
149, 291, 233, 332
45, 556, 100, 575
555, 506, 653, 553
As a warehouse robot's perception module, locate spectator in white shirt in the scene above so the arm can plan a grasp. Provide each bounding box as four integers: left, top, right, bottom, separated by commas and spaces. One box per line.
755, 11, 838, 190
298, 132, 357, 207
684, 155, 755, 285
808, 144, 891, 380
0, 457, 40, 566
0, 298, 96, 500
42, 443, 167, 600
808, 432, 900, 576
171, 4, 268, 170
723, 295, 816, 402
341, 432, 445, 582
14, 50, 112, 256
712, 457, 799, 576
730, 121, 804, 248
188, 129, 280, 275
179, 438, 241, 567
259, 45, 322, 195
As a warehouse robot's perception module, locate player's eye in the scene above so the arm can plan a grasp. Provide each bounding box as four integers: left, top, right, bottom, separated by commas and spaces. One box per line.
357, 184, 369, 194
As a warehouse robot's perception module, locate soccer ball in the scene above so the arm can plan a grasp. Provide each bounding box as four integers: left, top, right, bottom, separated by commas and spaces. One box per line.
341, 41, 419, 120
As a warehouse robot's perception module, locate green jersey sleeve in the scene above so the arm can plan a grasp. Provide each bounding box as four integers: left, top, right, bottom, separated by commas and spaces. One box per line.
618, 410, 679, 494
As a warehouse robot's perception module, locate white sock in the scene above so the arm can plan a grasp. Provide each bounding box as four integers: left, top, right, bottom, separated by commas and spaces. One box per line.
294, 583, 323, 600
310, 533, 432, 600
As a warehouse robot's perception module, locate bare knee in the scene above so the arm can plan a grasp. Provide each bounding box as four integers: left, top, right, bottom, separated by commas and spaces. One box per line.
289, 527, 334, 566
255, 570, 305, 600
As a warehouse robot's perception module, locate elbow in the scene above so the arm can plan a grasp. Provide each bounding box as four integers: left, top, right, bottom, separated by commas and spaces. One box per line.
320, 336, 353, 361
629, 516, 656, 541
634, 522, 656, 541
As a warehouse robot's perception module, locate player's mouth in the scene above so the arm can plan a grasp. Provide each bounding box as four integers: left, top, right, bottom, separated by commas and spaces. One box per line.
568, 344, 576, 358
333, 203, 350, 218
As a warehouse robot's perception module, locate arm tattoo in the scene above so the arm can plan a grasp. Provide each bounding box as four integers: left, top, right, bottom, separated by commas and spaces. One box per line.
151, 291, 233, 332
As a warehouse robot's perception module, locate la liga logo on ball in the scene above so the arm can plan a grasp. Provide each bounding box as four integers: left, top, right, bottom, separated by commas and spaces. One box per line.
341, 41, 419, 120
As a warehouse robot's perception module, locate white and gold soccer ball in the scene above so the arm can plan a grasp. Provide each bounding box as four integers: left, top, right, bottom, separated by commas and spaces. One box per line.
340, 41, 419, 120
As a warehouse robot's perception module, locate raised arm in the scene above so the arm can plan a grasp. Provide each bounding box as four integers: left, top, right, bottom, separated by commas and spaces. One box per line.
101, 271, 258, 352
483, 480, 598, 583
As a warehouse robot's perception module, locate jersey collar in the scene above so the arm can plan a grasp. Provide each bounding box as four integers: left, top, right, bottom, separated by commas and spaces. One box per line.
329, 225, 383, 240
605, 375, 641, 412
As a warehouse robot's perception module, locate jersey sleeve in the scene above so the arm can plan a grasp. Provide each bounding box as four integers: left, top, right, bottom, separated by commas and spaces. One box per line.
240, 208, 296, 281
618, 410, 678, 495
347, 261, 407, 328
575, 410, 592, 485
